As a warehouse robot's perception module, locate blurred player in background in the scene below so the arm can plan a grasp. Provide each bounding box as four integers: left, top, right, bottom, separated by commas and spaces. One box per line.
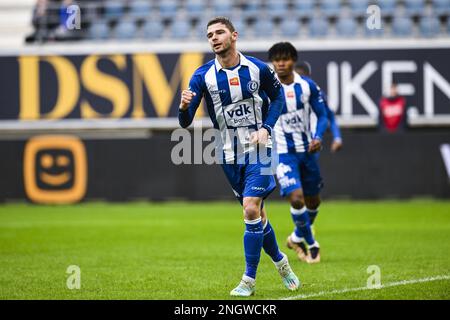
178, 17, 299, 296
295, 61, 343, 153
270, 43, 329, 263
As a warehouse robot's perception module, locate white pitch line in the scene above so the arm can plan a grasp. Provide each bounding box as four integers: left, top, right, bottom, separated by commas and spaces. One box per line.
279, 275, 450, 300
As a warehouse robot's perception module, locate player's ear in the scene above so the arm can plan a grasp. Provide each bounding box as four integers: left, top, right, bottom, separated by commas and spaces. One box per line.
231, 31, 238, 41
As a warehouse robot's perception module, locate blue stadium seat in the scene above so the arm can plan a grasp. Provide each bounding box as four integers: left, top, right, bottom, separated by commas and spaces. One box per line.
335, 17, 358, 37
447, 18, 450, 34
243, 0, 259, 20
88, 20, 110, 40
253, 19, 275, 38
432, 0, 450, 16
293, 0, 314, 18
114, 20, 137, 40
185, 0, 205, 20
171, 20, 192, 39
320, 0, 341, 18
280, 18, 301, 38
104, 1, 124, 21
267, 0, 288, 20
377, 0, 397, 17
308, 17, 329, 37
142, 19, 164, 39
212, 0, 233, 17
391, 17, 414, 37
129, 1, 152, 20
404, 0, 426, 16
159, 0, 177, 20
349, 0, 370, 17
419, 16, 441, 37
233, 19, 247, 38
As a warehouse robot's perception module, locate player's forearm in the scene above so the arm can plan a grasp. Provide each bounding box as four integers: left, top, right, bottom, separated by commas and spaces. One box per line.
326, 108, 342, 140
178, 108, 195, 128
314, 115, 328, 140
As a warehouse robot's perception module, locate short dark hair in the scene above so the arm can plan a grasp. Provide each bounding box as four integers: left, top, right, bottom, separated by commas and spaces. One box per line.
296, 61, 312, 76
268, 42, 298, 62
207, 17, 235, 33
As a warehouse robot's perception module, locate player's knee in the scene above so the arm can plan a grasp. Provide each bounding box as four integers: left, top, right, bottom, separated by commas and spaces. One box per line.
306, 196, 321, 209
243, 202, 260, 220
290, 196, 305, 210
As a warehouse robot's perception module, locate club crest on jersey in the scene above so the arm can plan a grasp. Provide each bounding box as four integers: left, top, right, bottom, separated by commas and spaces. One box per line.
247, 80, 259, 93
287, 91, 295, 98
300, 94, 308, 104
229, 77, 239, 86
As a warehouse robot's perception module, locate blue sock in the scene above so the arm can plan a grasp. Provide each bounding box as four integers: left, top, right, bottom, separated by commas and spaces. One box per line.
262, 220, 284, 263
291, 207, 315, 246
243, 218, 264, 279
307, 208, 319, 225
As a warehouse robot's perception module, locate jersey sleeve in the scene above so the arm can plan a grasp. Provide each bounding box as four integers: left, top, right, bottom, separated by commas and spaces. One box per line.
178, 73, 204, 128
307, 79, 328, 141
322, 93, 342, 141
259, 64, 283, 133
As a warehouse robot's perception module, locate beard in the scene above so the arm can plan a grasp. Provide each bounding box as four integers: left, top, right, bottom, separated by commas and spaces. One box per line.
213, 40, 232, 55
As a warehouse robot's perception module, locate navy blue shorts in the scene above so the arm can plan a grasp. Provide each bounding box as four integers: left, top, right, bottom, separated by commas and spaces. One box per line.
221, 148, 276, 205
275, 152, 323, 197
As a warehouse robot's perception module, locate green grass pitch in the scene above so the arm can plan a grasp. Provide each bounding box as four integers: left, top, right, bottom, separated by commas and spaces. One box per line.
0, 200, 449, 300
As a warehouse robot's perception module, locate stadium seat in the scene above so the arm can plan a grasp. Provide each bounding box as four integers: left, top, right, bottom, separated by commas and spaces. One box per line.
114, 20, 137, 40
253, 19, 275, 38
280, 18, 301, 38
129, 1, 152, 20
391, 16, 414, 37
170, 19, 192, 39
432, 0, 450, 16
212, 0, 233, 17
267, 0, 288, 20
243, 0, 260, 20
87, 20, 110, 40
185, 0, 205, 20
308, 17, 329, 37
320, 0, 341, 18
293, 0, 315, 18
142, 19, 164, 39
419, 16, 441, 37
103, 1, 124, 22
159, 0, 178, 21
335, 17, 358, 37
377, 0, 397, 17
233, 19, 247, 38
404, 0, 426, 16
348, 0, 370, 17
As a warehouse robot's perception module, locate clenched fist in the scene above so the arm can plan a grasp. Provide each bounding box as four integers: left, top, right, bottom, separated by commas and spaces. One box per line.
180, 89, 196, 111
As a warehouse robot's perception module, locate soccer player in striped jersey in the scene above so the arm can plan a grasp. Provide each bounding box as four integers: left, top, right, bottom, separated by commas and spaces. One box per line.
178, 17, 299, 296
269, 42, 328, 264
295, 61, 343, 154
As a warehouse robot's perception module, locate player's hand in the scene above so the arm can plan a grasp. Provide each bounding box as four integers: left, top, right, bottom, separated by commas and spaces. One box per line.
250, 128, 269, 145
180, 89, 196, 111
308, 138, 322, 153
331, 139, 343, 153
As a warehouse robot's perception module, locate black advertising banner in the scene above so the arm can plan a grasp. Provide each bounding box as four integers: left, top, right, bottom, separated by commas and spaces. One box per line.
0, 47, 449, 124
1, 130, 449, 203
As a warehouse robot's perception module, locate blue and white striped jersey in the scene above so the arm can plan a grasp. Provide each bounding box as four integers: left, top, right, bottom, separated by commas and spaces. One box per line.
273, 72, 328, 154
179, 52, 284, 162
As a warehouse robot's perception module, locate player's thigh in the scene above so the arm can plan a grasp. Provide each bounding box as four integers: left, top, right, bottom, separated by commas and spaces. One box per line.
276, 153, 302, 198
243, 158, 276, 200
299, 153, 323, 197
221, 163, 245, 204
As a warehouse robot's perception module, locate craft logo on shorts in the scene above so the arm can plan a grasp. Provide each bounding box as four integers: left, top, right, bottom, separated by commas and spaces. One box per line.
23, 135, 87, 204
229, 77, 240, 86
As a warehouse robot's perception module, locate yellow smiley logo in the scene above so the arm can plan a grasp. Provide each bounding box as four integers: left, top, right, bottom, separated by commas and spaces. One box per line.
23, 135, 87, 204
